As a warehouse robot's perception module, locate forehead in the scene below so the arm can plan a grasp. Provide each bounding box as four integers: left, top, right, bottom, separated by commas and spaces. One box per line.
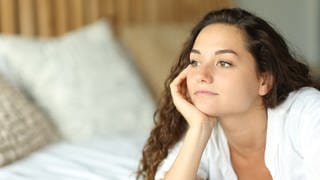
193, 23, 248, 53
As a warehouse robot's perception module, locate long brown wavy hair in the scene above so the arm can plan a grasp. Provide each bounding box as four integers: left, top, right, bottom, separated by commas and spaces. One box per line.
136, 8, 320, 179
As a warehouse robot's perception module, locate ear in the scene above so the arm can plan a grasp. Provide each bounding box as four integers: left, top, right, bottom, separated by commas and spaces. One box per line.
258, 72, 273, 96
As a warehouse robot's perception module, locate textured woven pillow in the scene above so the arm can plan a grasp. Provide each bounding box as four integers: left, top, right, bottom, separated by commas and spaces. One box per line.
0, 19, 154, 142
0, 74, 58, 166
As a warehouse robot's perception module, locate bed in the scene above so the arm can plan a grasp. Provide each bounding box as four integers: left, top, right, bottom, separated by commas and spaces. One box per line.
0, 0, 233, 179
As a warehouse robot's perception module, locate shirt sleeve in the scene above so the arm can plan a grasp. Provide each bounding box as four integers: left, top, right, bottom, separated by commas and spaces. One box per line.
299, 89, 320, 179
154, 140, 209, 180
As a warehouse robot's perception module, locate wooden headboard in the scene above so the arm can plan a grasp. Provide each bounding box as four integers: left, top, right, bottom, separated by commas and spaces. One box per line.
0, 0, 233, 37
0, 0, 123, 37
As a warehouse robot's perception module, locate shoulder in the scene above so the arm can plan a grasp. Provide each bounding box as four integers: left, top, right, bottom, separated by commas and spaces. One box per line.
288, 87, 320, 117
272, 87, 320, 127
289, 87, 320, 132
272, 87, 320, 115
267, 87, 320, 148
289, 87, 320, 104
288, 88, 320, 178
280, 87, 320, 150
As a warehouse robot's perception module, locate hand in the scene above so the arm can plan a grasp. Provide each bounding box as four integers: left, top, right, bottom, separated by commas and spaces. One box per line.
170, 65, 217, 131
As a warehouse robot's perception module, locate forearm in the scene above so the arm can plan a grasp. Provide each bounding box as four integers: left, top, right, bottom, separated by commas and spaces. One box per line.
164, 124, 212, 180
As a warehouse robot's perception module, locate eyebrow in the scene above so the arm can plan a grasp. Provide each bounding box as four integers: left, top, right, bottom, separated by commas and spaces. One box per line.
190, 49, 239, 56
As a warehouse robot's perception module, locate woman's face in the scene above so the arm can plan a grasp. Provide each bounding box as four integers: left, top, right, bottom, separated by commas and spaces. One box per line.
186, 23, 268, 117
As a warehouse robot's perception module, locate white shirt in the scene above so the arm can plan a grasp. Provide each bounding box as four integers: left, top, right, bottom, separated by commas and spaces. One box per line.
155, 87, 320, 180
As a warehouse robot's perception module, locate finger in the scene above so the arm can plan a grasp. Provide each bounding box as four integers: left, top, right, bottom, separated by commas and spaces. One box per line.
170, 66, 190, 95
170, 66, 192, 105
170, 66, 190, 91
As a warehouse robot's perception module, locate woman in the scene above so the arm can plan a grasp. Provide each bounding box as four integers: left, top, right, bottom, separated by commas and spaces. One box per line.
137, 8, 320, 180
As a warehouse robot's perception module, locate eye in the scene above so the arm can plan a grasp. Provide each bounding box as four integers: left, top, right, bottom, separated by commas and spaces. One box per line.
190, 60, 200, 67
217, 60, 232, 68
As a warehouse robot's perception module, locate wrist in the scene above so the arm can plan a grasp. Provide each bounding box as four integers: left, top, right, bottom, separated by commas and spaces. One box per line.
187, 122, 214, 143
189, 118, 216, 133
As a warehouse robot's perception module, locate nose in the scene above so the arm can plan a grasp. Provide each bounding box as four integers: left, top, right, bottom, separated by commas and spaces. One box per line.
195, 64, 213, 84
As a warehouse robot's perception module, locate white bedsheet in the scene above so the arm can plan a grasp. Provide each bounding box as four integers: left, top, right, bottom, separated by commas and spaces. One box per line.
0, 134, 148, 180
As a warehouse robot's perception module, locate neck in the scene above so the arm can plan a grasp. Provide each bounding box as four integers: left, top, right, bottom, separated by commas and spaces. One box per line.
219, 105, 268, 158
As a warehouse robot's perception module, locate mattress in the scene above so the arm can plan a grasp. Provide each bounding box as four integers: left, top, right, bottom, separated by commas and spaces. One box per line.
0, 134, 147, 180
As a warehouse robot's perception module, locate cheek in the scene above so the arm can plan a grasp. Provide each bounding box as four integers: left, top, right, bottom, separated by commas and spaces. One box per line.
224, 73, 261, 106
241, 70, 261, 94
229, 74, 260, 93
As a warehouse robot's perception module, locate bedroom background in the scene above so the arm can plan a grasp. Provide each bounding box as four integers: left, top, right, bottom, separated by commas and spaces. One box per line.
0, 0, 318, 179
0, 0, 233, 179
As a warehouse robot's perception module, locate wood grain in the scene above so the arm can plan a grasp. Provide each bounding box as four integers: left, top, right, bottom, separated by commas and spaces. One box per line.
0, 0, 233, 36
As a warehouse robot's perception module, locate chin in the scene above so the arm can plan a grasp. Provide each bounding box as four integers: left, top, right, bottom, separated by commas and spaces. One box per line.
194, 103, 220, 117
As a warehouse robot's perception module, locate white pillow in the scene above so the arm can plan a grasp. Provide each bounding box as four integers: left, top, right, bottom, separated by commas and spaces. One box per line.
0, 19, 155, 142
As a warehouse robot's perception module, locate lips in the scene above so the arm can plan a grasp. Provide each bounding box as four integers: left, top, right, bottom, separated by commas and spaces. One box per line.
194, 90, 218, 96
